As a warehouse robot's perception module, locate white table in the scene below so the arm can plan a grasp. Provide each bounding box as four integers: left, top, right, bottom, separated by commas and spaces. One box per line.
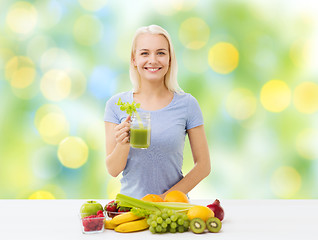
0, 199, 317, 240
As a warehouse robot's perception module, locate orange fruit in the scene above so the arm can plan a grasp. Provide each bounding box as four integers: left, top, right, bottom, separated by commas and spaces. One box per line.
163, 190, 189, 203
141, 194, 164, 202
187, 206, 214, 221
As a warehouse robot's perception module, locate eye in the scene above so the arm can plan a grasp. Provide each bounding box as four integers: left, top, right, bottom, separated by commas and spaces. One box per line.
140, 52, 148, 56
157, 52, 166, 55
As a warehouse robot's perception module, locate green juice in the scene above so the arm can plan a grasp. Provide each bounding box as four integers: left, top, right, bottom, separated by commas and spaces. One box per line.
130, 128, 151, 149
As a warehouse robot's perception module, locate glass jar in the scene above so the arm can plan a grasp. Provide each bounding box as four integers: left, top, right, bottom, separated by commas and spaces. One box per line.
130, 112, 151, 149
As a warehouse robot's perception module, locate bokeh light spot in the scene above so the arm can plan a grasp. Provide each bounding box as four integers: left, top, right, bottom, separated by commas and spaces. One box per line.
11, 67, 36, 89
89, 66, 117, 99
260, 80, 291, 112
271, 166, 301, 198
58, 136, 89, 169
78, 0, 108, 11
293, 81, 318, 114
5, 56, 34, 81
6, 1, 38, 35
179, 17, 210, 49
295, 128, 318, 160
226, 88, 257, 120
35, 105, 69, 145
35, 104, 63, 129
40, 69, 71, 101
208, 42, 239, 74
73, 15, 103, 46
29, 190, 55, 199
38, 112, 69, 145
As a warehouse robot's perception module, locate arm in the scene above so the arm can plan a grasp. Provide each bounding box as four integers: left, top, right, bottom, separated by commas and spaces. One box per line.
160, 125, 211, 198
105, 116, 131, 177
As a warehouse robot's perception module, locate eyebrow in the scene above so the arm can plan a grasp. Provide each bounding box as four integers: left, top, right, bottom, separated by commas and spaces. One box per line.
138, 48, 168, 52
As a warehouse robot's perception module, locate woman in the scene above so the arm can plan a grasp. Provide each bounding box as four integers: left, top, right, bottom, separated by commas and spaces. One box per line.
104, 25, 210, 199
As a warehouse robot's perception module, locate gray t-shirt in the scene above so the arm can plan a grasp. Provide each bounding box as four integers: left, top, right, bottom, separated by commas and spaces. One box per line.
104, 90, 204, 199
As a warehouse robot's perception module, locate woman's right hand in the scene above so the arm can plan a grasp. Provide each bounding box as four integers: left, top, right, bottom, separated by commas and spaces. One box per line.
114, 115, 131, 145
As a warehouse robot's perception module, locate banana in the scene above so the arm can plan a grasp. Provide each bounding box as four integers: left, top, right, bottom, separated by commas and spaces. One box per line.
105, 219, 118, 230
114, 218, 149, 233
109, 211, 143, 225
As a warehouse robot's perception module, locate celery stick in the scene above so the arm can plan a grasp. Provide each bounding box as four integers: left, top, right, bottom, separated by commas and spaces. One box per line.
134, 111, 144, 129
115, 193, 196, 213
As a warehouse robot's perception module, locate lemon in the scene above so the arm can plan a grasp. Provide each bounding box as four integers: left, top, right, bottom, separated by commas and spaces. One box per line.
187, 206, 214, 221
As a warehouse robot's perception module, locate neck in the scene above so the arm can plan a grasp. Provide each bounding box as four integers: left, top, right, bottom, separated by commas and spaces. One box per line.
136, 79, 170, 97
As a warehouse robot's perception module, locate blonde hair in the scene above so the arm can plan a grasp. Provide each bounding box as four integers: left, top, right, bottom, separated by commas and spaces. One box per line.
129, 25, 183, 93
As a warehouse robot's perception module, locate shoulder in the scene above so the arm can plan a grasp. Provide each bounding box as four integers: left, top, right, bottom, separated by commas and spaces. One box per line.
174, 91, 199, 105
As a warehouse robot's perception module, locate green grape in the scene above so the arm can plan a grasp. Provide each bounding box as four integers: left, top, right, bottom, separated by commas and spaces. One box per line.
162, 227, 167, 233
156, 217, 163, 224
155, 225, 162, 233
161, 222, 168, 228
161, 213, 168, 220
147, 218, 152, 225
178, 226, 185, 233
182, 214, 189, 221
161, 208, 168, 214
165, 218, 171, 224
151, 215, 157, 221
170, 222, 177, 229
167, 209, 174, 216
177, 218, 184, 225
183, 220, 190, 228
170, 215, 178, 222
149, 226, 156, 234
169, 227, 177, 233
151, 221, 157, 228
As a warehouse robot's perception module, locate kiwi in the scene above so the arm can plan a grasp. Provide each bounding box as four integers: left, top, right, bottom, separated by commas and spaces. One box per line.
206, 217, 222, 233
189, 218, 206, 234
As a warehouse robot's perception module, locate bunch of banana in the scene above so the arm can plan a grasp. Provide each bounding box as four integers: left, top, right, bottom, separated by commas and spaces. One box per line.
105, 211, 149, 233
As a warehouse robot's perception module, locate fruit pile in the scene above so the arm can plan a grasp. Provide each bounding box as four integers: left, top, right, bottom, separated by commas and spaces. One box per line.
82, 210, 105, 232
79, 192, 225, 235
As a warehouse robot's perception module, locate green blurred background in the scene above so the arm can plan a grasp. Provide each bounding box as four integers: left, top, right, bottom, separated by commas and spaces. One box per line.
1, 0, 318, 199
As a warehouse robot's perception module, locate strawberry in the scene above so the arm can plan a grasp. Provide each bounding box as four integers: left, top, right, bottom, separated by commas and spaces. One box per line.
117, 206, 131, 213
105, 200, 118, 218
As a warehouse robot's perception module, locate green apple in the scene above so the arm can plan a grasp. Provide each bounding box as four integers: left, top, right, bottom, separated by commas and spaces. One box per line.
80, 200, 103, 218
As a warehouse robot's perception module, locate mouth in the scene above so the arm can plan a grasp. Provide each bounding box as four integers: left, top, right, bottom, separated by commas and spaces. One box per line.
144, 67, 162, 72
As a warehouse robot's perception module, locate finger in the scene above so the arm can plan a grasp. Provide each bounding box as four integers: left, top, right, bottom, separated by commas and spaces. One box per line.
121, 136, 130, 144
117, 131, 129, 143
124, 115, 131, 122
116, 126, 130, 138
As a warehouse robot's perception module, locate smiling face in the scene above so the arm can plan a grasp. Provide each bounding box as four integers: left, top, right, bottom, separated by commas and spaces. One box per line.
133, 33, 170, 85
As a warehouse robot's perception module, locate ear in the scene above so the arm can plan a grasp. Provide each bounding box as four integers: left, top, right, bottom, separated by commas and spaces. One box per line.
132, 56, 137, 67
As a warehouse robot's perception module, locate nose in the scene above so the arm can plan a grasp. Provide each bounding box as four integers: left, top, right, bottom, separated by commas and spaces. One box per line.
148, 53, 158, 64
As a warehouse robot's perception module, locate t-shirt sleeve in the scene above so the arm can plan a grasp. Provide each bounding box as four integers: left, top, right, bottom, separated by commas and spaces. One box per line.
186, 94, 204, 130
104, 97, 120, 124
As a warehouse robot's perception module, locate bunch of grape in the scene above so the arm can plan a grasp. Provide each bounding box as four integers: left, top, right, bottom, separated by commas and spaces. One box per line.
147, 209, 190, 234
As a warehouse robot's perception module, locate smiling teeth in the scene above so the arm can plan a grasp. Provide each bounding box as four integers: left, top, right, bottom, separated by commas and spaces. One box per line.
147, 68, 160, 72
